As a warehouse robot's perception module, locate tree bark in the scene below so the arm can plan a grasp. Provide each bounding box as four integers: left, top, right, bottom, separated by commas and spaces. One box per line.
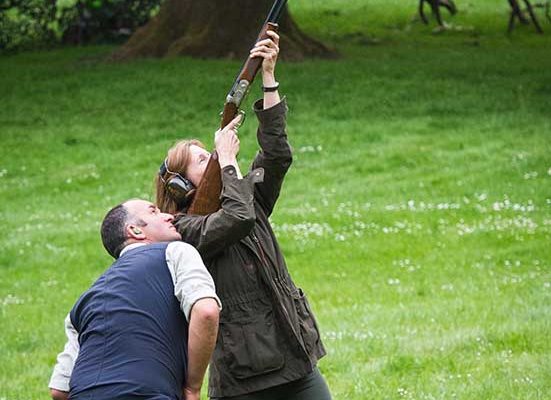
110, 0, 336, 61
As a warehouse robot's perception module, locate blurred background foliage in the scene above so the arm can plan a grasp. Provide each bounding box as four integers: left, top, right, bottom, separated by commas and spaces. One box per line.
0, 0, 162, 52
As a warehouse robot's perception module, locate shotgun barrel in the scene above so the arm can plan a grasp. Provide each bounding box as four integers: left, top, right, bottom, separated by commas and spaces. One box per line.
223, 0, 288, 128
187, 0, 287, 216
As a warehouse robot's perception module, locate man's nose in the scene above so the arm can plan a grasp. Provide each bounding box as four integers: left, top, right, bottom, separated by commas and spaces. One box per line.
163, 213, 174, 222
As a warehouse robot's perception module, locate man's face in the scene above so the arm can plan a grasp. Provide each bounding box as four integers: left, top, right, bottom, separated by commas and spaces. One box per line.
185, 145, 211, 187
124, 199, 181, 243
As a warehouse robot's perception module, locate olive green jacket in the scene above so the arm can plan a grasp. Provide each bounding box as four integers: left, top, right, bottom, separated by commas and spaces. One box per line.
174, 99, 326, 398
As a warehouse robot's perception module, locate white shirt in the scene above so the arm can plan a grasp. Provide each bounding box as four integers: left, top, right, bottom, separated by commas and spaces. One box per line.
48, 241, 221, 392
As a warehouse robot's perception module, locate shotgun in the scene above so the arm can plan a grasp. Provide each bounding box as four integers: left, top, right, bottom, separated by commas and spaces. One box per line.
187, 0, 288, 215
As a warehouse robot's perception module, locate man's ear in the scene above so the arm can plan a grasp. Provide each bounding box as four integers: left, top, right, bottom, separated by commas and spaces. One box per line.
127, 225, 146, 240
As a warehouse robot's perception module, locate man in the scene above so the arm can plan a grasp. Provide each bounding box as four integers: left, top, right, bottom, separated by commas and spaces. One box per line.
49, 199, 220, 400
155, 31, 332, 400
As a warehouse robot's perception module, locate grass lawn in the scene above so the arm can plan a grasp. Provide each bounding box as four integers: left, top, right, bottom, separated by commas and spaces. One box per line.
1, 0, 550, 399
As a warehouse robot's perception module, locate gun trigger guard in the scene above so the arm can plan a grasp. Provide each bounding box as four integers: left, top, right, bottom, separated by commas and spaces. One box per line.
236, 110, 246, 128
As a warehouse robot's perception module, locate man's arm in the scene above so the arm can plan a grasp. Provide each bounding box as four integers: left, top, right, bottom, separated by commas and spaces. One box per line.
183, 298, 220, 400
49, 314, 80, 399
50, 389, 69, 400
166, 242, 221, 400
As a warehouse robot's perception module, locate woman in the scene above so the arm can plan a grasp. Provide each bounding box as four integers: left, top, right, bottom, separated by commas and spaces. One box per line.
155, 31, 331, 400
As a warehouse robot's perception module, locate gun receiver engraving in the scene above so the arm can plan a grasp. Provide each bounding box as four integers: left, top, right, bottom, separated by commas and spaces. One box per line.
227, 79, 250, 107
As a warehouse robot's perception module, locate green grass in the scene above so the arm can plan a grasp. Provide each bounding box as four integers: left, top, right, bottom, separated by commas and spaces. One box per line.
1, 1, 550, 399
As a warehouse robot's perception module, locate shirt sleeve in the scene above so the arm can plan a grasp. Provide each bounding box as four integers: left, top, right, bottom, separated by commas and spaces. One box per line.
49, 313, 80, 391
166, 241, 222, 321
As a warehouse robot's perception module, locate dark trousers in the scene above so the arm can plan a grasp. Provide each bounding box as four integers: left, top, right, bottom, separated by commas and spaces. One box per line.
212, 368, 332, 400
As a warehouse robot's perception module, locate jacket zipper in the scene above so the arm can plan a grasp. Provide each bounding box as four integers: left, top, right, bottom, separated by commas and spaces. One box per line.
249, 232, 307, 354
250, 232, 285, 283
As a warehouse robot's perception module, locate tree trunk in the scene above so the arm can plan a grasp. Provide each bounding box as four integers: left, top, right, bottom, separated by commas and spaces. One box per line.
110, 0, 336, 62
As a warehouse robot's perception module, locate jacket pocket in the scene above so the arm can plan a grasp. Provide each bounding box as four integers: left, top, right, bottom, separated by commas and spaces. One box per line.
293, 288, 321, 355
220, 307, 284, 379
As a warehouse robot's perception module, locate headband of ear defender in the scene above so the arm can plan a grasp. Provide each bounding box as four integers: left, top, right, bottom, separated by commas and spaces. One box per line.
159, 159, 195, 205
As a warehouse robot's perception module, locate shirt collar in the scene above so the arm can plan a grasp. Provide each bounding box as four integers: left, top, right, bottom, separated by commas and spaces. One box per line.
119, 242, 147, 257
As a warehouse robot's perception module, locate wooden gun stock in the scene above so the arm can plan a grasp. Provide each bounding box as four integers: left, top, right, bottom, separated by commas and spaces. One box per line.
187, 1, 286, 216
187, 152, 222, 215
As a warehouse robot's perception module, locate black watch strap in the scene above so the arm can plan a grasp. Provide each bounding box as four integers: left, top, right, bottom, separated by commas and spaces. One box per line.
262, 82, 280, 92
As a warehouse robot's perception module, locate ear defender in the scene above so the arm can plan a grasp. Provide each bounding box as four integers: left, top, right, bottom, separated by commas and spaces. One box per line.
159, 159, 195, 206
